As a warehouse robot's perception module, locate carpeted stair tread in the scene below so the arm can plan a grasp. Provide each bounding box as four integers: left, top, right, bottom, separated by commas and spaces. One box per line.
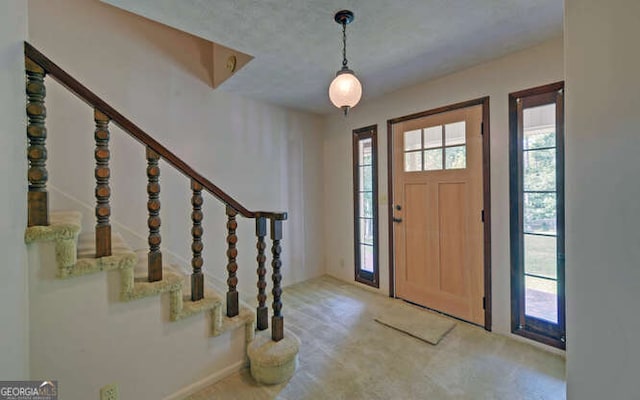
129, 250, 255, 334
77, 231, 132, 258
215, 305, 255, 337
171, 288, 222, 322
24, 210, 82, 243
132, 248, 155, 278
120, 269, 184, 302
66, 232, 137, 278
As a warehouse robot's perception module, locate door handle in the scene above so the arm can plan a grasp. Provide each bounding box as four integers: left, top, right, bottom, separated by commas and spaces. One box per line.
392, 217, 403, 223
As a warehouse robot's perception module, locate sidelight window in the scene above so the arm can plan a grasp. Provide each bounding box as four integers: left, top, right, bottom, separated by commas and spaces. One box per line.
509, 82, 565, 349
353, 125, 379, 287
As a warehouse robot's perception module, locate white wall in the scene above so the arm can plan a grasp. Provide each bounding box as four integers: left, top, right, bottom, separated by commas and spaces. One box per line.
323, 37, 564, 338
0, 0, 29, 379
28, 0, 325, 299
565, 0, 640, 398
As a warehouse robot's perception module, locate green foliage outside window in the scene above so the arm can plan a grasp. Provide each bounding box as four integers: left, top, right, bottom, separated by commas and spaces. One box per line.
523, 130, 557, 234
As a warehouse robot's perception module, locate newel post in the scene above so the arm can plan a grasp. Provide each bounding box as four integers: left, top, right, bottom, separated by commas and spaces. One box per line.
25, 57, 49, 227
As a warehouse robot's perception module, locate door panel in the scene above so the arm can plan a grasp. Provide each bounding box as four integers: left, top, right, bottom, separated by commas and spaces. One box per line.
439, 182, 466, 297
393, 105, 484, 325
403, 183, 432, 287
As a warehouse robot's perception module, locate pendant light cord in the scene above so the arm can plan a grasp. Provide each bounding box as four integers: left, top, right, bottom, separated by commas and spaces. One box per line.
342, 21, 348, 68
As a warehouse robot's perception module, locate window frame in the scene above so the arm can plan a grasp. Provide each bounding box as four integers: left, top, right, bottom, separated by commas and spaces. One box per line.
509, 82, 566, 349
402, 122, 468, 172
353, 125, 379, 288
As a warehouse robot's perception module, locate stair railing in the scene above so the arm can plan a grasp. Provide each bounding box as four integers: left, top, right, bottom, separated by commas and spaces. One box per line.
24, 42, 287, 342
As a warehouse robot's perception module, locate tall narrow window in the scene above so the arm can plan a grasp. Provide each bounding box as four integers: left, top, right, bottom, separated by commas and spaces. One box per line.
353, 125, 379, 287
510, 82, 565, 349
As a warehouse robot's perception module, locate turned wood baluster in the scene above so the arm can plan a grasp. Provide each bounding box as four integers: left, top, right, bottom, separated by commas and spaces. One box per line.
226, 205, 239, 317
25, 57, 49, 227
255, 217, 268, 330
147, 147, 162, 282
271, 219, 284, 342
94, 109, 112, 257
191, 180, 204, 301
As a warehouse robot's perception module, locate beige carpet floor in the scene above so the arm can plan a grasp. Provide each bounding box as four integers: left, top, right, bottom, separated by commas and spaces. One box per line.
188, 275, 566, 400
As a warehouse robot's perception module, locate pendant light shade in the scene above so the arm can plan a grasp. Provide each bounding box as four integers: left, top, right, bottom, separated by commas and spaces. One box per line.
328, 10, 362, 115
329, 68, 362, 113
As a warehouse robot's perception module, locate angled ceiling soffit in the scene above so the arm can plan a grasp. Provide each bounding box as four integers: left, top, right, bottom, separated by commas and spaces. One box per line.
100, 1, 253, 89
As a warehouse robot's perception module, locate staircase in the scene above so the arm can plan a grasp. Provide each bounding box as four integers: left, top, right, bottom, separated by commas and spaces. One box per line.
26, 210, 255, 332
23, 43, 299, 399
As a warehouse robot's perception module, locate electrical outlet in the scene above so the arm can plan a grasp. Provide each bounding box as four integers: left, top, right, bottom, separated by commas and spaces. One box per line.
100, 384, 119, 400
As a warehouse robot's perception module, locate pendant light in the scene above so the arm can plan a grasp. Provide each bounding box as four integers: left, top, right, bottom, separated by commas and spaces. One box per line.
328, 10, 362, 116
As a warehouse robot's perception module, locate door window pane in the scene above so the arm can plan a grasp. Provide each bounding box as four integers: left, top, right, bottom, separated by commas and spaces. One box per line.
445, 146, 466, 169
404, 151, 422, 172
424, 126, 443, 148
445, 121, 466, 146
403, 121, 467, 172
404, 130, 422, 151
424, 149, 443, 171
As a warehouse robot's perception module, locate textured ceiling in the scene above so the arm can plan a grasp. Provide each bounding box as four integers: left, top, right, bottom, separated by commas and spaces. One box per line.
101, 0, 563, 114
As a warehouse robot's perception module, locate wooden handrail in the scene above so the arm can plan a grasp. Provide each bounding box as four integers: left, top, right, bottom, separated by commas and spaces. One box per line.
24, 42, 286, 221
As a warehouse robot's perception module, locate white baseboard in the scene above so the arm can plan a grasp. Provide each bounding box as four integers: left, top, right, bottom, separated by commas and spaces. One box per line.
503, 331, 566, 357
163, 359, 248, 400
